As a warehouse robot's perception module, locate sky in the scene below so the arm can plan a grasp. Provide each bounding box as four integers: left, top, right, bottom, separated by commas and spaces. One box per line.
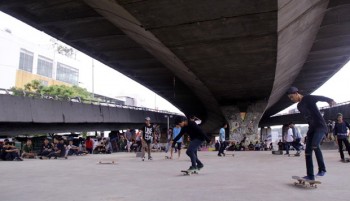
1, 11, 350, 116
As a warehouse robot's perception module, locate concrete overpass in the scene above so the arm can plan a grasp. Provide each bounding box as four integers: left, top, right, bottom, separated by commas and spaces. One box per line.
0, 94, 181, 135
1, 0, 350, 141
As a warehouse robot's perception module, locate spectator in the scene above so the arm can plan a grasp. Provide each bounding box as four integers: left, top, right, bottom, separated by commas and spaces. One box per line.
151, 140, 162, 152
85, 137, 93, 154
118, 136, 127, 152
47, 137, 66, 159
1, 139, 22, 161
22, 139, 36, 159
39, 138, 53, 159
67, 140, 80, 156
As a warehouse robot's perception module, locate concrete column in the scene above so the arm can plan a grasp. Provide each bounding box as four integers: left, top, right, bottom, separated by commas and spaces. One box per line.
221, 101, 267, 143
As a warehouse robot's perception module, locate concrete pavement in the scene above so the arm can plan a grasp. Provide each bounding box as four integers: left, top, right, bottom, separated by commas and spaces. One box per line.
0, 150, 349, 201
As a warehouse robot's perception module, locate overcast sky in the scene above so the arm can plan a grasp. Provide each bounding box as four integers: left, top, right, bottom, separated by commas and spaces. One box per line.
1, 11, 350, 115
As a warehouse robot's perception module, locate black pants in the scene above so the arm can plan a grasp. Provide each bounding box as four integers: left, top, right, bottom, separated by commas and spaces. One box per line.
218, 141, 227, 155
337, 138, 350, 159
291, 138, 302, 151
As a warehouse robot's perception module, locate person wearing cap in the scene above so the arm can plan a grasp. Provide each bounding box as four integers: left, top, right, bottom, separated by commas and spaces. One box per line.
172, 116, 211, 172
287, 86, 336, 181
140, 117, 154, 161
333, 113, 350, 162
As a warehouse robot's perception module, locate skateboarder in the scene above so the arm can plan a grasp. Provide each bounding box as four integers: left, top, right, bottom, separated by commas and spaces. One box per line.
287, 86, 336, 180
172, 116, 211, 172
140, 117, 154, 161
218, 123, 227, 156
171, 119, 183, 159
333, 113, 350, 162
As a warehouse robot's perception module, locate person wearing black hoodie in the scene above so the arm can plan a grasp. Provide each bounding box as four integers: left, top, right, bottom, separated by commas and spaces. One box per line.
172, 116, 211, 172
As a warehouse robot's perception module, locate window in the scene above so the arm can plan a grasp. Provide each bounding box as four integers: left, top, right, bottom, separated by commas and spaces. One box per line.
37, 56, 53, 78
56, 62, 79, 85
19, 48, 34, 72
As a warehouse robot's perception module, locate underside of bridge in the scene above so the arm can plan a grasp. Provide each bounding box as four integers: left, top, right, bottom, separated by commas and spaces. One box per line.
1, 0, 350, 139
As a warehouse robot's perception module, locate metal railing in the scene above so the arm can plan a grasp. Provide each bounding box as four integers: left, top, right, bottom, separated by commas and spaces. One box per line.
271, 100, 350, 117
0, 88, 182, 116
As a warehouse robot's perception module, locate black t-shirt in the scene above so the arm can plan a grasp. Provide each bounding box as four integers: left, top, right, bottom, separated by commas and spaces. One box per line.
41, 143, 53, 152
297, 95, 333, 133
141, 124, 154, 143
56, 143, 66, 157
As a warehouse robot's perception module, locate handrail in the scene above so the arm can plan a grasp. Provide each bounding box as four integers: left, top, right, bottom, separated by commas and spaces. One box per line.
0, 88, 182, 116
270, 101, 350, 117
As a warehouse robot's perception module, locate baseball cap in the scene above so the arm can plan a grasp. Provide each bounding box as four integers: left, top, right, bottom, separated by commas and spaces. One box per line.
337, 113, 343, 117
286, 86, 299, 95
145, 117, 151, 121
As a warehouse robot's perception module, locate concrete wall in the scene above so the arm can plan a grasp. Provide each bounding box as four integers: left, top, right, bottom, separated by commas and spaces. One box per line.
0, 94, 176, 123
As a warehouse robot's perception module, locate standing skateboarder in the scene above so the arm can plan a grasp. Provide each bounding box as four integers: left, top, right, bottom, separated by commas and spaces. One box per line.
218, 123, 227, 156
140, 117, 154, 161
287, 87, 336, 180
333, 113, 350, 162
172, 116, 211, 172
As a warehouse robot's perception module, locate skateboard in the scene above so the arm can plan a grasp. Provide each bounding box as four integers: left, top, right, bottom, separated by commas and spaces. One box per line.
165, 156, 172, 159
288, 154, 301, 157
98, 160, 116, 165
292, 176, 321, 188
181, 170, 198, 176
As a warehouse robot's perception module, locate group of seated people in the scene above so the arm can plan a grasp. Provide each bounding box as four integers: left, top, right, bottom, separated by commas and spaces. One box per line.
0, 137, 89, 161
225, 140, 272, 151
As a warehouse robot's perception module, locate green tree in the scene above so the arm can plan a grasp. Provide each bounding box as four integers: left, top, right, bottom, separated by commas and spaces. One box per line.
11, 80, 93, 101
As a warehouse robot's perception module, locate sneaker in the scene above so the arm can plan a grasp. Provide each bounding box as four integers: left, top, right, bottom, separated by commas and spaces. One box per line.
302, 176, 315, 181
142, 157, 145, 161
187, 166, 198, 172
316, 171, 326, 177
218, 154, 222, 157
148, 156, 152, 160
197, 164, 204, 170
39, 156, 43, 160
222, 153, 226, 157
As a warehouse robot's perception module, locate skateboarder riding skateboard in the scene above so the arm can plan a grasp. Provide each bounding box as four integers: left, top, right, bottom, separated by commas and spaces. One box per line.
172, 116, 211, 172
287, 86, 336, 181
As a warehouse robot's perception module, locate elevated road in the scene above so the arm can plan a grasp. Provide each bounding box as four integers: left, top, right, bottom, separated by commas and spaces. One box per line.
0, 93, 181, 135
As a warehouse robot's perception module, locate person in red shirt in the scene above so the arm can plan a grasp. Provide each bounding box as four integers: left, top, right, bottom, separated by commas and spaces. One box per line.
85, 136, 93, 154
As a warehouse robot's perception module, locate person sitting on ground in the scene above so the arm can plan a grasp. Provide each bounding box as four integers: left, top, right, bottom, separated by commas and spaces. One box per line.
1, 139, 22, 161
67, 140, 80, 156
151, 140, 162, 152
104, 137, 112, 154
47, 137, 66, 159
254, 141, 261, 151
248, 142, 254, 151
118, 135, 127, 152
130, 139, 138, 152
39, 138, 53, 159
94, 138, 106, 154
22, 139, 36, 159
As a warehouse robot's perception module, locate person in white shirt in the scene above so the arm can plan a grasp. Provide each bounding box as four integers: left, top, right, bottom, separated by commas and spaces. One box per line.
284, 127, 294, 155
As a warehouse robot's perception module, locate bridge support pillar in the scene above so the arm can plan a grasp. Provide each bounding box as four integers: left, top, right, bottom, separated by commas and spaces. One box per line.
221, 101, 267, 143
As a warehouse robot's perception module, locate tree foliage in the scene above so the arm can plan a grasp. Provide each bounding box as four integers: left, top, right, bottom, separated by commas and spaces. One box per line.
11, 80, 92, 100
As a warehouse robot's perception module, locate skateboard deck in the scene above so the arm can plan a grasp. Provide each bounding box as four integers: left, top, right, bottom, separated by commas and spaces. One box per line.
288, 154, 301, 157
292, 176, 321, 188
181, 170, 198, 175
98, 160, 116, 165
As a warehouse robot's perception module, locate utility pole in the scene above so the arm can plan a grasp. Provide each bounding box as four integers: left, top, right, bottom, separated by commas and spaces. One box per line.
92, 59, 95, 99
